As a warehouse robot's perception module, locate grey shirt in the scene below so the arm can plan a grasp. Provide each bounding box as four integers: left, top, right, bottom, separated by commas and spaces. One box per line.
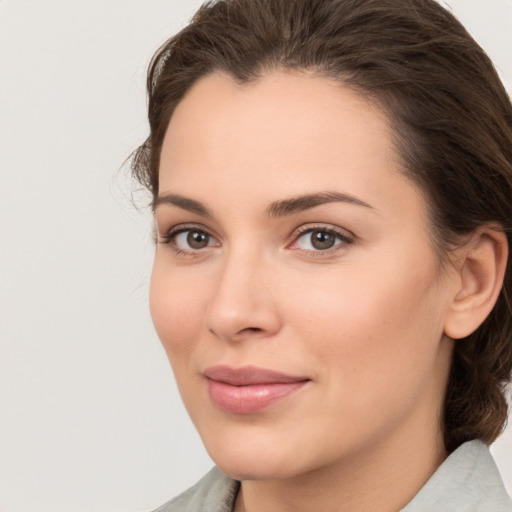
153, 440, 511, 511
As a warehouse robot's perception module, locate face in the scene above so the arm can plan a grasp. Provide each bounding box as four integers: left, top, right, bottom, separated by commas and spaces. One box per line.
150, 71, 456, 481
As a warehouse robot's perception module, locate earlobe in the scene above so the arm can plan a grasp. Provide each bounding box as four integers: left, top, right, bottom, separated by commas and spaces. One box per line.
444, 227, 508, 340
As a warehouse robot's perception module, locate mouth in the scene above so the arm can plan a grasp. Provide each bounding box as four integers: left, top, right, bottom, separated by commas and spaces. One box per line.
203, 365, 311, 414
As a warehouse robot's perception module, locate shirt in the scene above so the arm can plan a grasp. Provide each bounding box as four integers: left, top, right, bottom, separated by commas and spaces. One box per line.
153, 440, 512, 511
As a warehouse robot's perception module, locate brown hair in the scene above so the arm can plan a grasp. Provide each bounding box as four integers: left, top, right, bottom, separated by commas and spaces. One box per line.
132, 0, 512, 452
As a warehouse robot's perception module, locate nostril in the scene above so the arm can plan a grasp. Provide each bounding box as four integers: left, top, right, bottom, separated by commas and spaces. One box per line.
207, 326, 261, 336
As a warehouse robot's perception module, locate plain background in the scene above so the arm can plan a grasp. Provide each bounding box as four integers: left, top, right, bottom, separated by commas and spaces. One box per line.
0, 1, 511, 511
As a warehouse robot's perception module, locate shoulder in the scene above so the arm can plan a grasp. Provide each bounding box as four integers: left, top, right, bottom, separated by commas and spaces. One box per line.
402, 440, 512, 511
152, 467, 239, 512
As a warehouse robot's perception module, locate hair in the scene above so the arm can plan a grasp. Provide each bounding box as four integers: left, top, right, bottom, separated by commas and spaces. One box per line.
131, 0, 512, 452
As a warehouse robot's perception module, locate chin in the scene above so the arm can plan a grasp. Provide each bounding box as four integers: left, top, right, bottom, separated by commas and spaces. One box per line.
202, 431, 318, 482
215, 456, 302, 482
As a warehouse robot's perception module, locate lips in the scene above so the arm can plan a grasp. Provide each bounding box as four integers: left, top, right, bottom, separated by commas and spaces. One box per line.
203, 365, 310, 414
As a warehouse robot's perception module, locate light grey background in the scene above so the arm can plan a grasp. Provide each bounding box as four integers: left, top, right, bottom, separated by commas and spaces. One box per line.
0, 1, 511, 511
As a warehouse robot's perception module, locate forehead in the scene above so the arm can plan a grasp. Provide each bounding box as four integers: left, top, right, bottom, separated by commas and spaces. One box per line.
158, 70, 424, 223
163, 70, 393, 162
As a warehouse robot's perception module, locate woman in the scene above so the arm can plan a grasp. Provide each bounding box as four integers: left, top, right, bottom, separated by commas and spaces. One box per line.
132, 0, 512, 510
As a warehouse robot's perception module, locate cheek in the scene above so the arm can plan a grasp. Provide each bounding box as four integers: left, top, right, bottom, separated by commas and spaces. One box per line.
149, 259, 208, 359
278, 262, 448, 451
284, 261, 445, 383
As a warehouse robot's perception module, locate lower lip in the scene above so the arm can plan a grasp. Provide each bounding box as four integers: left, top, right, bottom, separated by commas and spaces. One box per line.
207, 379, 308, 414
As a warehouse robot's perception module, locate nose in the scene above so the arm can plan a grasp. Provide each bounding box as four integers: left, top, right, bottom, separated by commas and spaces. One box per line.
204, 251, 282, 343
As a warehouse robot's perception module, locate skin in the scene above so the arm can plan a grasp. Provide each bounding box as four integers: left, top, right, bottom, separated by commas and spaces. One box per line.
150, 70, 468, 511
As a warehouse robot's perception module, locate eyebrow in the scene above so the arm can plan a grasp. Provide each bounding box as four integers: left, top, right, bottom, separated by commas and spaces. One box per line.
154, 193, 212, 217
155, 190, 374, 218
266, 191, 374, 217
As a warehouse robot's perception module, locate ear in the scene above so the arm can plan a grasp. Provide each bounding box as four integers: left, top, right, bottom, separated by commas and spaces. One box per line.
444, 227, 508, 340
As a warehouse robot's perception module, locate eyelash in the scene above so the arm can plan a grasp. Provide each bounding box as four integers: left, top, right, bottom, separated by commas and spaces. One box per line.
288, 224, 354, 255
157, 224, 215, 257
157, 223, 354, 257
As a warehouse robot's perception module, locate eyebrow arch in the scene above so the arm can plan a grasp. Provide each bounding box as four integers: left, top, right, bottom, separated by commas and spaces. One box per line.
155, 190, 374, 218
155, 193, 212, 217
267, 191, 374, 218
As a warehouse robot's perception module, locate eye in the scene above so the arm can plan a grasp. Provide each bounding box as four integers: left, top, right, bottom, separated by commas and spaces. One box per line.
291, 226, 353, 252
175, 229, 212, 250
158, 225, 219, 254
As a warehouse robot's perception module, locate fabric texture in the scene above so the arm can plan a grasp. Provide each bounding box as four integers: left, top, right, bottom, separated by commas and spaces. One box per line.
401, 440, 511, 511
153, 440, 511, 511
152, 468, 238, 512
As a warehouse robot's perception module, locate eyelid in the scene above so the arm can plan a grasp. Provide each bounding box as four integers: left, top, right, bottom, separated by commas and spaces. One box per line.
157, 221, 354, 256
287, 223, 355, 253
158, 223, 220, 254
158, 222, 216, 239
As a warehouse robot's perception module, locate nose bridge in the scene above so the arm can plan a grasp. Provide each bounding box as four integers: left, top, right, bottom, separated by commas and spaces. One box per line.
204, 243, 279, 341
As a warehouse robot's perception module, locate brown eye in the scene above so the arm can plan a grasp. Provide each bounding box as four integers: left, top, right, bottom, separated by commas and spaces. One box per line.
166, 228, 215, 252
293, 227, 353, 253
310, 230, 336, 250
186, 230, 210, 249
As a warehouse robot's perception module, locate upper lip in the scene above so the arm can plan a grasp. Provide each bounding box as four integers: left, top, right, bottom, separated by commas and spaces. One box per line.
203, 365, 310, 386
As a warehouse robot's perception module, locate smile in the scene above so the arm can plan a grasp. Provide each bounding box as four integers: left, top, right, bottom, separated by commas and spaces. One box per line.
203, 365, 311, 414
